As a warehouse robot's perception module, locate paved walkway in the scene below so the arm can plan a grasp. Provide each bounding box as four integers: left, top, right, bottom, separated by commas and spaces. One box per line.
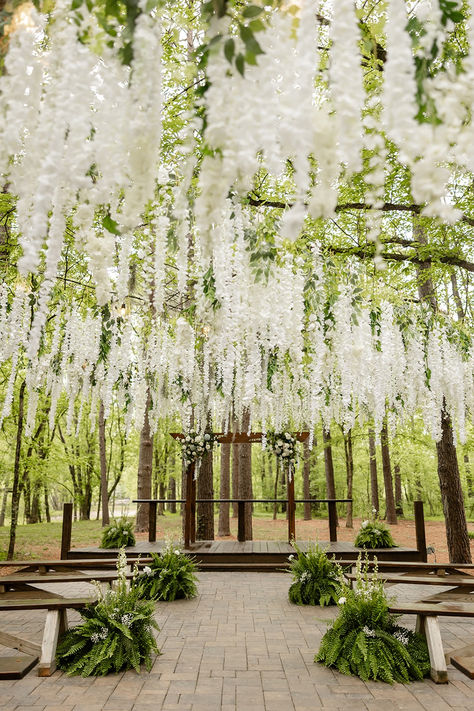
0, 572, 473, 710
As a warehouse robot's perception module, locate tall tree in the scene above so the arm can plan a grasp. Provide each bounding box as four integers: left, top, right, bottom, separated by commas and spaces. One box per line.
136, 390, 153, 532
380, 418, 397, 525
343, 429, 354, 528
99, 401, 110, 527
218, 442, 231, 536
368, 428, 379, 513
322, 427, 338, 527
7, 380, 25, 560
197, 448, 214, 540
302, 434, 312, 521
415, 219, 471, 562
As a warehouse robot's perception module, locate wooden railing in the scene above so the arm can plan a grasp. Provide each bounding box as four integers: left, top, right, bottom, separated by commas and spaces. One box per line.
133, 497, 353, 547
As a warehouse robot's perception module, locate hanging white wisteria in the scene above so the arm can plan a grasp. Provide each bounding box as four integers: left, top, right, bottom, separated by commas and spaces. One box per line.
0, 0, 473, 446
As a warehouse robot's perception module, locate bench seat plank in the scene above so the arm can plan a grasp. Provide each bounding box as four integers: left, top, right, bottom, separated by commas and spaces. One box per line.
347, 573, 474, 587
0, 597, 95, 611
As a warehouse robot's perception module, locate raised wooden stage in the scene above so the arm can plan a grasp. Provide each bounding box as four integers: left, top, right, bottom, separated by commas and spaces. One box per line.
66, 539, 424, 569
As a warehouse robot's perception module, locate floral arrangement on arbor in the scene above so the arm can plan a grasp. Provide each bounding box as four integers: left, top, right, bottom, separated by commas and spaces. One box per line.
315, 558, 430, 683
133, 543, 198, 602
56, 550, 159, 676
179, 432, 219, 466
355, 511, 397, 549
287, 543, 345, 607
100, 518, 136, 549
266, 432, 298, 480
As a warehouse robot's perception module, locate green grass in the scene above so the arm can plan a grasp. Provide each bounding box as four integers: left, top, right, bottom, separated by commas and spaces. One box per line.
0, 518, 106, 559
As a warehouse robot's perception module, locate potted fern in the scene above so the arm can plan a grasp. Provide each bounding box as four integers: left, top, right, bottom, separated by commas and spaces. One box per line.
315, 558, 430, 683
133, 543, 198, 601
100, 518, 136, 549
288, 543, 345, 606
354, 510, 396, 549
56, 549, 160, 676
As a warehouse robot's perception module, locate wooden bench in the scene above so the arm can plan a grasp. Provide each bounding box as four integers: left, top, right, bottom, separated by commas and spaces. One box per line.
0, 597, 96, 677
0, 570, 135, 595
389, 601, 474, 684
0, 557, 152, 574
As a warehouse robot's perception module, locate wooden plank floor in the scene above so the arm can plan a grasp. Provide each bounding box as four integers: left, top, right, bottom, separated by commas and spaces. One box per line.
68, 540, 422, 566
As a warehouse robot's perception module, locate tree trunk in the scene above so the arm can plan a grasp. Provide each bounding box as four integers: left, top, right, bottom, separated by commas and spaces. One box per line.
168, 448, 177, 513
303, 435, 312, 520
322, 427, 338, 527
29, 481, 42, 524
218, 442, 231, 536
344, 429, 354, 528
7, 380, 26, 560
43, 483, 51, 523
232, 440, 240, 519
197, 450, 214, 540
436, 406, 472, 563
238, 409, 252, 540
368, 428, 379, 514
0, 477, 9, 527
136, 390, 153, 531
99, 401, 109, 527
394, 463, 403, 516
381, 418, 397, 525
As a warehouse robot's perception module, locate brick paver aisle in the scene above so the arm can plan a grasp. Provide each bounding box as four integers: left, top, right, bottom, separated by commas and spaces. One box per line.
0, 572, 474, 710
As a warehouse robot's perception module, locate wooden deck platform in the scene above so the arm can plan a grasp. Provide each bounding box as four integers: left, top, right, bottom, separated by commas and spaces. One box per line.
67, 540, 423, 568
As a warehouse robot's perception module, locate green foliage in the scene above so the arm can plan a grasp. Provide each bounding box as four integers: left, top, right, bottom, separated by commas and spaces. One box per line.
315, 559, 430, 683
133, 544, 198, 601
355, 515, 396, 549
100, 518, 136, 549
287, 543, 344, 606
56, 550, 160, 676
468, 531, 474, 540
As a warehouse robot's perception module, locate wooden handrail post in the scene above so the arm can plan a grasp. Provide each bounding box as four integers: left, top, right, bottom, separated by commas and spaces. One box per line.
184, 463, 194, 549
148, 502, 157, 543
328, 500, 337, 542
237, 501, 246, 542
414, 500, 427, 562
287, 468, 295, 543
60, 503, 73, 560
191, 465, 196, 544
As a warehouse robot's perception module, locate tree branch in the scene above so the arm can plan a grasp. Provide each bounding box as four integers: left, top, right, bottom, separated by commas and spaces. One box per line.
326, 245, 474, 273
247, 196, 474, 228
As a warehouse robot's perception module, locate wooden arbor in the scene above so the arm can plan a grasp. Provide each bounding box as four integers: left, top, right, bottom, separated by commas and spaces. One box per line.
171, 432, 309, 548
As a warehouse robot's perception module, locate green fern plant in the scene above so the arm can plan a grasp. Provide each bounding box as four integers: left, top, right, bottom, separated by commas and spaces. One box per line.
288, 543, 345, 606
133, 543, 198, 601
56, 550, 160, 676
100, 518, 136, 549
354, 513, 396, 549
315, 558, 430, 683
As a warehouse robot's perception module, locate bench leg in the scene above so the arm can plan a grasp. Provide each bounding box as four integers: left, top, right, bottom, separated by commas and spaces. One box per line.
37, 609, 67, 677
418, 614, 448, 684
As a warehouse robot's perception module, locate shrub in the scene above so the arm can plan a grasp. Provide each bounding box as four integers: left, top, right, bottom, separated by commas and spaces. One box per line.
468, 531, 474, 540
56, 550, 159, 676
355, 513, 396, 549
315, 558, 430, 683
100, 518, 136, 549
288, 543, 345, 606
133, 543, 198, 601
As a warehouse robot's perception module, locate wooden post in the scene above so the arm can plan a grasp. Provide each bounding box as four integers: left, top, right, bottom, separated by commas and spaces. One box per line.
328, 500, 337, 542
287, 468, 295, 543
60, 503, 73, 560
148, 502, 157, 543
237, 501, 245, 542
414, 500, 427, 562
184, 464, 194, 549
191, 469, 196, 543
